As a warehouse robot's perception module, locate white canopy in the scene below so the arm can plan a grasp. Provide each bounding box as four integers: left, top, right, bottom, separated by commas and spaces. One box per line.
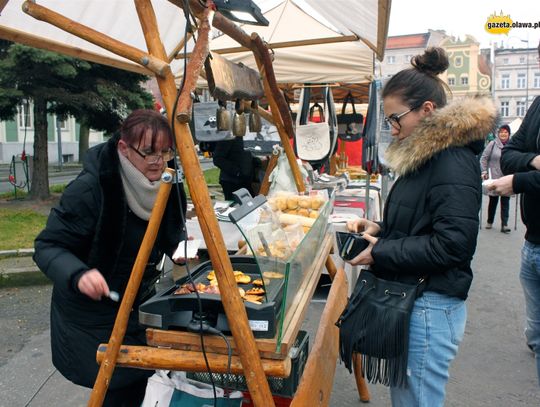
0, 0, 390, 84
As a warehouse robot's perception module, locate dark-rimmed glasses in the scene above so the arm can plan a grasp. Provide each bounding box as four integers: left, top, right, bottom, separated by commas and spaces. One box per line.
128, 144, 174, 164
384, 108, 416, 130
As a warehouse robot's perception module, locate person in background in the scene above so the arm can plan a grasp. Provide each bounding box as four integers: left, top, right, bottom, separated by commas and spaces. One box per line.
34, 109, 187, 406
491, 40, 540, 387
345, 47, 496, 406
480, 124, 512, 233
213, 136, 263, 200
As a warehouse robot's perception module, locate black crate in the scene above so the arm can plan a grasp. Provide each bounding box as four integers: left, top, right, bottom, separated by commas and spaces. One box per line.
187, 330, 309, 397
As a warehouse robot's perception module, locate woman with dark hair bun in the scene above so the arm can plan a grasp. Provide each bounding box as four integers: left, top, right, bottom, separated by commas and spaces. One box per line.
345, 47, 497, 405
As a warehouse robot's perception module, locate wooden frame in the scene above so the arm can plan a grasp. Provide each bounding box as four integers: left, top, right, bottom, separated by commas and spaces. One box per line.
18, 0, 366, 405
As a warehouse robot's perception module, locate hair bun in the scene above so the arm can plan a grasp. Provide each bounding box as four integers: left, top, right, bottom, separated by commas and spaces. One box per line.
411, 47, 449, 76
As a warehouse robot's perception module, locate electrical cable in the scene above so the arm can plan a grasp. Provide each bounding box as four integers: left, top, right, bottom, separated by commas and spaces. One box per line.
168, 1, 220, 406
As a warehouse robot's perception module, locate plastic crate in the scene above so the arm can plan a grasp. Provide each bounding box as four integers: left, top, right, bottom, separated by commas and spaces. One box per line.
187, 330, 309, 398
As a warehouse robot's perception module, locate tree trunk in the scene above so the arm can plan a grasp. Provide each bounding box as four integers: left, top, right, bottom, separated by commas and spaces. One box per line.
78, 118, 90, 163
29, 98, 50, 200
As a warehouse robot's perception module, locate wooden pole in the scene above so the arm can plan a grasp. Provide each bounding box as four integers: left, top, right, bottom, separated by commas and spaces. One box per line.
0, 26, 152, 76
290, 266, 349, 407
175, 7, 213, 123
133, 1, 275, 406
259, 150, 279, 196
353, 353, 371, 402
250, 35, 305, 193
96, 345, 292, 377
87, 169, 175, 407
21, 1, 169, 77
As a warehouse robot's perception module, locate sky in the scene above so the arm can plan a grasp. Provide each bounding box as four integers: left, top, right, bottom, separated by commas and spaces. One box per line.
388, 0, 540, 49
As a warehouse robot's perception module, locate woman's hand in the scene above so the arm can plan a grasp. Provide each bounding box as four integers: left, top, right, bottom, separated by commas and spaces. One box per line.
346, 218, 381, 236
77, 269, 110, 301
347, 233, 378, 266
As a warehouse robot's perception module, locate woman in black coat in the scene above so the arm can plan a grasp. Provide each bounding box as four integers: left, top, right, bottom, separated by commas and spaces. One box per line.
34, 109, 187, 406
346, 48, 496, 406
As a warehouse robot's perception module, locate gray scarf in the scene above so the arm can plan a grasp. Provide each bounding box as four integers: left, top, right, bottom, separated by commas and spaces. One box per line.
118, 151, 160, 220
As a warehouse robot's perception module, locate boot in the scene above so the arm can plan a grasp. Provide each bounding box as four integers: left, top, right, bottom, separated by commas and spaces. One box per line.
501, 225, 511, 233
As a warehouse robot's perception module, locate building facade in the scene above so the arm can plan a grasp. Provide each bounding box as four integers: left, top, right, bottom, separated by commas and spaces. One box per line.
492, 46, 540, 126
440, 35, 491, 98
0, 101, 105, 164
380, 31, 491, 100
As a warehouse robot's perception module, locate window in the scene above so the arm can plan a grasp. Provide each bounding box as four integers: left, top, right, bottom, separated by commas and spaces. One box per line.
500, 101, 509, 117
534, 73, 540, 88
501, 74, 510, 89
519, 56, 526, 64
387, 55, 396, 64
18, 100, 32, 128
517, 73, 526, 88
454, 56, 463, 67
448, 77, 455, 86
404, 55, 413, 63
502, 58, 509, 65
460, 75, 469, 85
516, 101, 526, 117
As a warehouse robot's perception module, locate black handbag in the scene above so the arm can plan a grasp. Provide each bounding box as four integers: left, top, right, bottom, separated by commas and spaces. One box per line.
336, 270, 426, 388
337, 92, 364, 142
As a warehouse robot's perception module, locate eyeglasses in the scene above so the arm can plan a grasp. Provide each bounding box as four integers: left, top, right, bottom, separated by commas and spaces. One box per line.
128, 144, 174, 164
384, 108, 416, 130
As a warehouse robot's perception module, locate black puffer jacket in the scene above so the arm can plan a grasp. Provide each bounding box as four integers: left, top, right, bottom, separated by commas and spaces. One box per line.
501, 96, 540, 244
371, 98, 496, 300
34, 136, 186, 388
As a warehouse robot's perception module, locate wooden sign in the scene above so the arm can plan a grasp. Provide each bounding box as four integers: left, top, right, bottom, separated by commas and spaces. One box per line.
205, 51, 264, 101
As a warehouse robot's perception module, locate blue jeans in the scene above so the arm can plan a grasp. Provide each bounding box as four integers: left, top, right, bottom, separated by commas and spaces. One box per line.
520, 241, 540, 385
390, 292, 467, 407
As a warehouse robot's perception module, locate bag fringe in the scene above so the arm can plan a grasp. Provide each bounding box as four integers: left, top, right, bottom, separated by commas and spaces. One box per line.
338, 285, 412, 388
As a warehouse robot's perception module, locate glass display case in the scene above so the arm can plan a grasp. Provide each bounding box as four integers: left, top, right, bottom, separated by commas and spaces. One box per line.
230, 191, 333, 351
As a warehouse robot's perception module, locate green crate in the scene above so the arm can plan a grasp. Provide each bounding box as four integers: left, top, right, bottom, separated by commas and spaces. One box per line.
187, 330, 309, 397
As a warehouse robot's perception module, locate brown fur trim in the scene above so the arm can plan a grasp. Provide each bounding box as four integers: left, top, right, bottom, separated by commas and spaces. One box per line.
385, 97, 496, 175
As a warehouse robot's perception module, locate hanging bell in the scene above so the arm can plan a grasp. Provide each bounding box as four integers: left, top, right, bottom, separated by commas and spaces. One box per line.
248, 100, 262, 133
233, 99, 246, 137
216, 100, 231, 131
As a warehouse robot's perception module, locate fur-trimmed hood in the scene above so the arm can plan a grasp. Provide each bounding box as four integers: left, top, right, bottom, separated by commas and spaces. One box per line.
385, 97, 497, 176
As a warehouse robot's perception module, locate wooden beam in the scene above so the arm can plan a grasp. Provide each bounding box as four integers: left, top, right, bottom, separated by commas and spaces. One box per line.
167, 29, 195, 62
250, 33, 304, 193
96, 345, 292, 377
0, 26, 152, 75
87, 169, 175, 407
259, 151, 278, 196
134, 1, 275, 406
176, 35, 360, 58
0, 0, 10, 14
175, 6, 213, 123
21, 1, 170, 77
290, 266, 349, 407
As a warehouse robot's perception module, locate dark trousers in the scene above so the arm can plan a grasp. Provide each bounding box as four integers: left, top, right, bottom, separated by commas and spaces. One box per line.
220, 180, 254, 201
102, 377, 148, 407
487, 195, 510, 225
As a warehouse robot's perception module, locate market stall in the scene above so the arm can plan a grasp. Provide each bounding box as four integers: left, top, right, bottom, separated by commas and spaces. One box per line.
0, 1, 390, 405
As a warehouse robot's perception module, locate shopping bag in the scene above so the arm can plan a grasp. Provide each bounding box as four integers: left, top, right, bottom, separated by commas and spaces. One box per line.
141, 370, 243, 407
192, 101, 235, 142
294, 88, 331, 161
337, 92, 364, 142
